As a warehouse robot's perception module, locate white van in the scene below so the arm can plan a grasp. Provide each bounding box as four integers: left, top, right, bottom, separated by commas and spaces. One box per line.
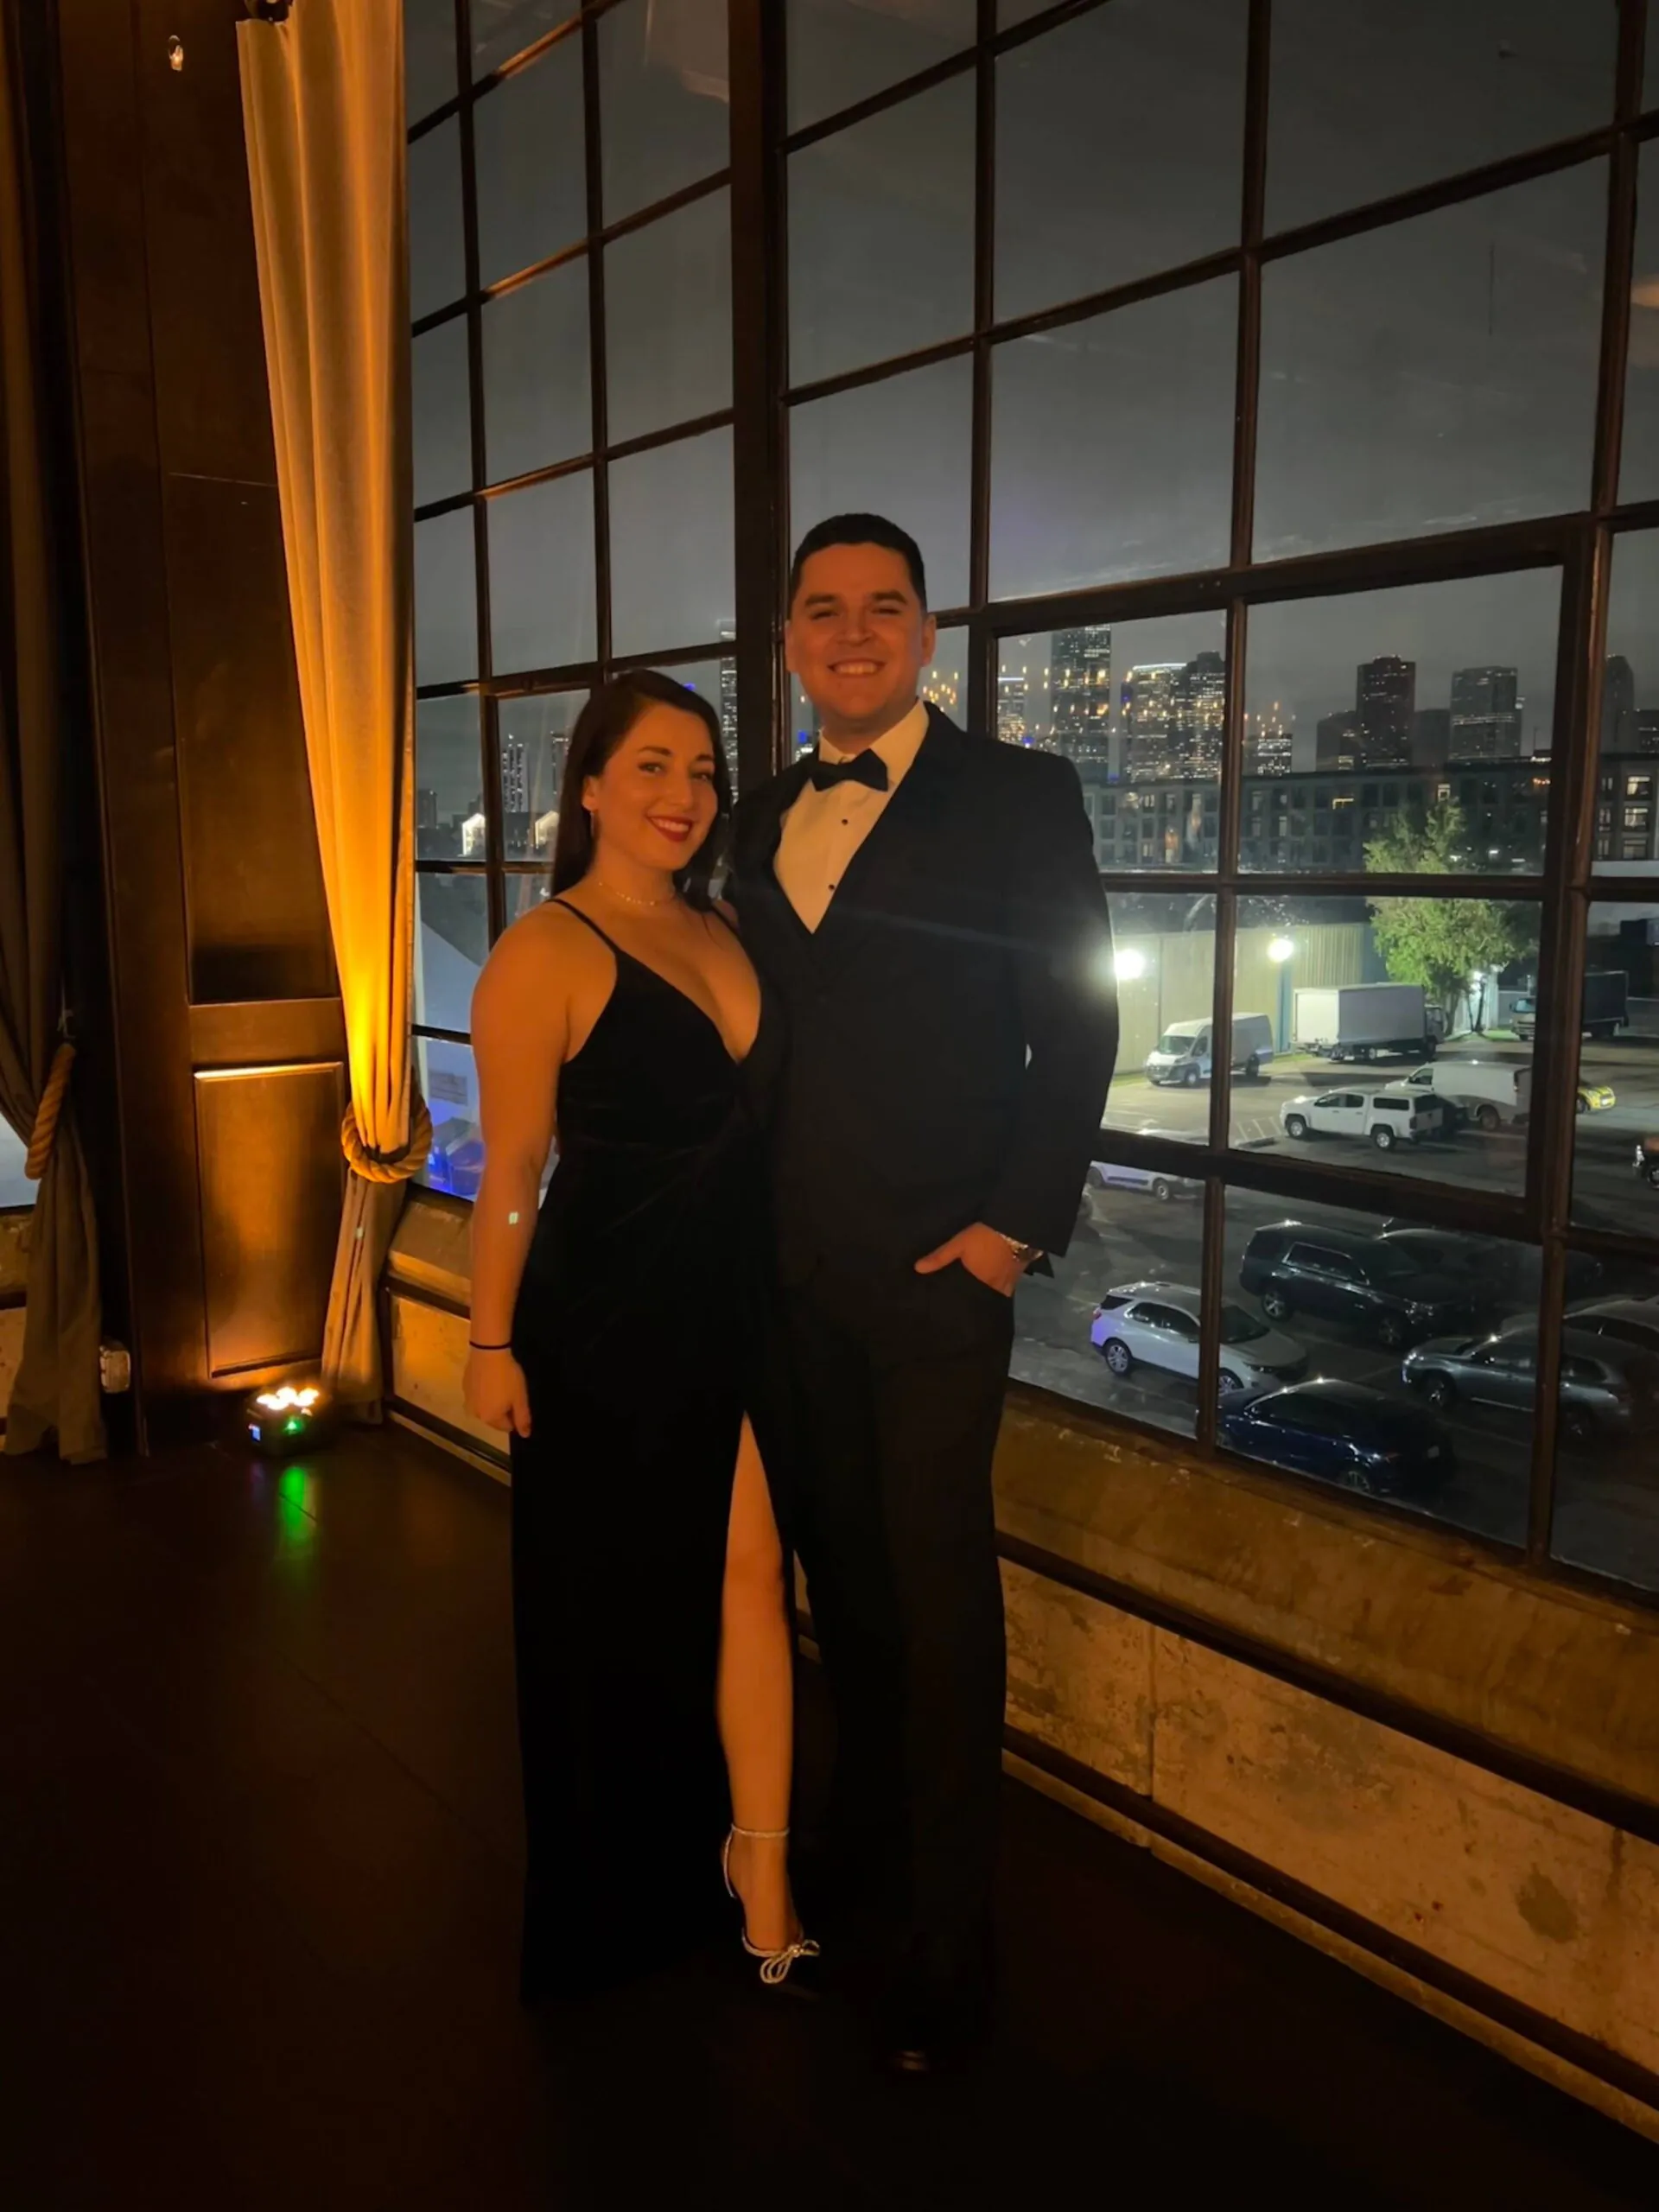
1145, 1012, 1274, 1087
1400, 1060, 1529, 1133
1280, 1086, 1446, 1152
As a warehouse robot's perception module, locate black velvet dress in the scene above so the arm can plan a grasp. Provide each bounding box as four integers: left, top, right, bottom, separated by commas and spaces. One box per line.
508, 902, 774, 1999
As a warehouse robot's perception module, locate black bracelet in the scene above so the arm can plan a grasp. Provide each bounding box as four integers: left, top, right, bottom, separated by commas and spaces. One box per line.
468, 1339, 513, 1352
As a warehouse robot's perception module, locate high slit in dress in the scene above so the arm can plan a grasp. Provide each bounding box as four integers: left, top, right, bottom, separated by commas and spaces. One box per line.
509, 899, 777, 1998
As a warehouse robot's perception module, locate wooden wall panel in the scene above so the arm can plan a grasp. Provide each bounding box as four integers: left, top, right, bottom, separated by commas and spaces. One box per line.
195, 1064, 344, 1379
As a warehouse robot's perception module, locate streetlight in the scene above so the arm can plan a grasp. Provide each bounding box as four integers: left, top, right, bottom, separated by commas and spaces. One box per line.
1114, 947, 1147, 983
1268, 936, 1294, 1052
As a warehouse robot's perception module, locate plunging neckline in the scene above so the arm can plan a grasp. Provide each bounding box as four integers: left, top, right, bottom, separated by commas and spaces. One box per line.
553, 899, 753, 1068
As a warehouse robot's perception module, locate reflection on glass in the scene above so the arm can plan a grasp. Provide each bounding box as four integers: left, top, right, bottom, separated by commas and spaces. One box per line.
999, 612, 1227, 875
482, 259, 592, 483
405, 0, 456, 123
1013, 1184, 1205, 1439
607, 427, 734, 657
1551, 1249, 1659, 1595
505, 873, 553, 925
791, 356, 974, 610
488, 469, 597, 675
409, 118, 466, 321
1222, 1187, 1534, 1545
1570, 902, 1655, 1234
785, 0, 975, 133
416, 872, 488, 1033
1243, 571, 1560, 877
790, 628, 967, 758
606, 190, 732, 445
412, 318, 472, 506
1255, 163, 1605, 562
415, 509, 478, 685
416, 1036, 484, 1199
1267, 0, 1615, 233
599, 0, 730, 226
474, 36, 586, 287
496, 690, 588, 858
1596, 532, 1659, 873
789, 74, 975, 389
0, 1109, 30, 1208
416, 697, 483, 861
668, 658, 738, 787
1623, 145, 1659, 500
1230, 894, 1539, 1197
990, 278, 1236, 600
995, 0, 1245, 321
472, 0, 569, 79
1101, 890, 1217, 1137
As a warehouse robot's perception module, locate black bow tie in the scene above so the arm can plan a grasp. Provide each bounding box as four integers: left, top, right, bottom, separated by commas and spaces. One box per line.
808, 750, 889, 794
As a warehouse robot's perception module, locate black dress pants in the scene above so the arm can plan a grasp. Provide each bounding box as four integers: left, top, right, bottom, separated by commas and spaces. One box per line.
781, 1259, 1014, 1986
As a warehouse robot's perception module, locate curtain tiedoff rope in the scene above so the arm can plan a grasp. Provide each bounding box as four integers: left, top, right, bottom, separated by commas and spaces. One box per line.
24, 1041, 75, 1180
340, 1086, 433, 1185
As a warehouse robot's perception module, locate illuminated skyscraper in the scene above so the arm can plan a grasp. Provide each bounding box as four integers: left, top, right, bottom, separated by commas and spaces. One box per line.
1172, 650, 1225, 776
1450, 665, 1522, 762
1602, 654, 1637, 753
500, 734, 528, 814
1356, 655, 1414, 766
1243, 707, 1292, 776
1050, 625, 1111, 765
1122, 661, 1183, 779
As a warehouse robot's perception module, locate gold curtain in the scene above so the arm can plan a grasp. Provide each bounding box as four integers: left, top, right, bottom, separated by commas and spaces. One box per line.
0, 8, 104, 1463
239, 0, 426, 1416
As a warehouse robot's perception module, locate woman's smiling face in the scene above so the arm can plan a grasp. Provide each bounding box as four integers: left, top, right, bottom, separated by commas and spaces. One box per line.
582, 702, 720, 874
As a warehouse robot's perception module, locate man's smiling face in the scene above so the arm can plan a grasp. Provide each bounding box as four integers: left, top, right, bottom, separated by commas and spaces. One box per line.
785, 542, 937, 746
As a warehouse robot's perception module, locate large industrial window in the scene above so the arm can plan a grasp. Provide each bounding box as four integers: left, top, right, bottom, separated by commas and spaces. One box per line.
410, 0, 1659, 1611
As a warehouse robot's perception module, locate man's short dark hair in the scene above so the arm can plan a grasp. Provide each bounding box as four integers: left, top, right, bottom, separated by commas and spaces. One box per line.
788, 513, 928, 611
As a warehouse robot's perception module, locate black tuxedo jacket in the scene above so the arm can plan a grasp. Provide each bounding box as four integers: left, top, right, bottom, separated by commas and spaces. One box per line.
729, 706, 1117, 1286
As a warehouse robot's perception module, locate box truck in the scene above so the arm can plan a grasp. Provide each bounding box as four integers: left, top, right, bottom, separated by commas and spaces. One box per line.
1400, 1059, 1530, 1132
1294, 982, 1438, 1063
1144, 1012, 1274, 1086
1510, 971, 1628, 1043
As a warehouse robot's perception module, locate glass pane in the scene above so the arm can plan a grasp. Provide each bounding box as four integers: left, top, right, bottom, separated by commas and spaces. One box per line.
791, 356, 974, 611
416, 696, 482, 860
474, 37, 587, 288
412, 318, 472, 506
1552, 1249, 1659, 1595
0, 1112, 29, 1207
786, 0, 975, 133
789, 75, 975, 389
995, 0, 1246, 321
1014, 1170, 1206, 1438
1569, 903, 1656, 1233
482, 259, 591, 483
415, 509, 478, 684
599, 0, 730, 227
1224, 1187, 1535, 1546
416, 873, 489, 1033
497, 690, 588, 858
790, 626, 967, 759
606, 190, 732, 445
473, 0, 569, 79
1231, 894, 1540, 1198
1255, 163, 1605, 563
608, 427, 734, 657
1597, 531, 1659, 873
1624, 148, 1659, 502
668, 658, 738, 786
1243, 571, 1561, 877
405, 0, 456, 124
488, 469, 597, 674
990, 278, 1236, 601
409, 118, 466, 321
505, 873, 554, 925
416, 1037, 484, 1199
1103, 890, 1217, 1139
1267, 0, 1616, 233
1649, 0, 1659, 112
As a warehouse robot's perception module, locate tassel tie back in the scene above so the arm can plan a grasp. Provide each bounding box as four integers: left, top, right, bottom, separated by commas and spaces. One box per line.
340, 1089, 434, 1185
25, 1042, 75, 1180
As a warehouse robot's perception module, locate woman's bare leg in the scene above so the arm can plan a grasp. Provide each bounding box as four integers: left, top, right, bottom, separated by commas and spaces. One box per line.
717, 1417, 798, 1954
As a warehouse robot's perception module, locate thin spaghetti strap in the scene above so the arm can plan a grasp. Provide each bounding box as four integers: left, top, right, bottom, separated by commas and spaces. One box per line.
550, 897, 625, 956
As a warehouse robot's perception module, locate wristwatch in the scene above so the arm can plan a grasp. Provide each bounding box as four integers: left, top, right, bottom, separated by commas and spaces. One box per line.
998, 1233, 1044, 1268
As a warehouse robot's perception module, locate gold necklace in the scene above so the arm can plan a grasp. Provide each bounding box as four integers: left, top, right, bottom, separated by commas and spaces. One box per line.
593, 874, 679, 910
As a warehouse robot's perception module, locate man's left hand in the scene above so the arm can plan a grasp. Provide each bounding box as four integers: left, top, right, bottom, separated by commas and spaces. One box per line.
914, 1222, 1027, 1297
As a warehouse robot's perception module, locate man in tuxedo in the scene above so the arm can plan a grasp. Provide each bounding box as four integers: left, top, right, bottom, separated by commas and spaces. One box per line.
730, 514, 1117, 2072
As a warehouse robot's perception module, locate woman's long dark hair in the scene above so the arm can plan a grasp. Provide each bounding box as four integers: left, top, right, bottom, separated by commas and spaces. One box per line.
550, 671, 732, 908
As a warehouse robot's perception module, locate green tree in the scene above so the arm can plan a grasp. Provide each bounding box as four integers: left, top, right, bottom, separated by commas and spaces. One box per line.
1363, 800, 1529, 1033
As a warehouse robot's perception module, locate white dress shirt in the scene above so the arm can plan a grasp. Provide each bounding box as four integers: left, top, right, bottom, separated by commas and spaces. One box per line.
774, 698, 930, 934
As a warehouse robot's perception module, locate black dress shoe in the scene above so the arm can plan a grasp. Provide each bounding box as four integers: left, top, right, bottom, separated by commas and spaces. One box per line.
878, 1975, 989, 2077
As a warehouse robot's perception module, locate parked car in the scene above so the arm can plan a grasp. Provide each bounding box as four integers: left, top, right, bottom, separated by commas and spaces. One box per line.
1239, 1223, 1479, 1350
1561, 1297, 1659, 1357
1637, 1136, 1659, 1190
1279, 1086, 1446, 1152
1082, 1150, 1202, 1211
1402, 1324, 1658, 1445
1217, 1379, 1454, 1497
1090, 1281, 1306, 1396
1577, 1081, 1617, 1115
1400, 1059, 1529, 1133
1378, 1221, 1602, 1305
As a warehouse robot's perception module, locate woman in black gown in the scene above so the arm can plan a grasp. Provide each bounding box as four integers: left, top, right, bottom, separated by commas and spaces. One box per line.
464, 672, 815, 1999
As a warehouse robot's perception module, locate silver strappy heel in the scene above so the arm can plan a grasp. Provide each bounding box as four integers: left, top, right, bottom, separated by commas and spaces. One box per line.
721, 1823, 822, 1990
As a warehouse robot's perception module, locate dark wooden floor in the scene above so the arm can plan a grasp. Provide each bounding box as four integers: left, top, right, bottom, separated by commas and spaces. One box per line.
3, 1426, 1656, 2211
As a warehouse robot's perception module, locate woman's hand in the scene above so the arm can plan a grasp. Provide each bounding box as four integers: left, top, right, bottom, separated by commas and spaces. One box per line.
464, 1347, 532, 1437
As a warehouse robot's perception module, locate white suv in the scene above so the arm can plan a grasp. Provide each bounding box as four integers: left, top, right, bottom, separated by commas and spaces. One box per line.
1280, 1086, 1444, 1152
